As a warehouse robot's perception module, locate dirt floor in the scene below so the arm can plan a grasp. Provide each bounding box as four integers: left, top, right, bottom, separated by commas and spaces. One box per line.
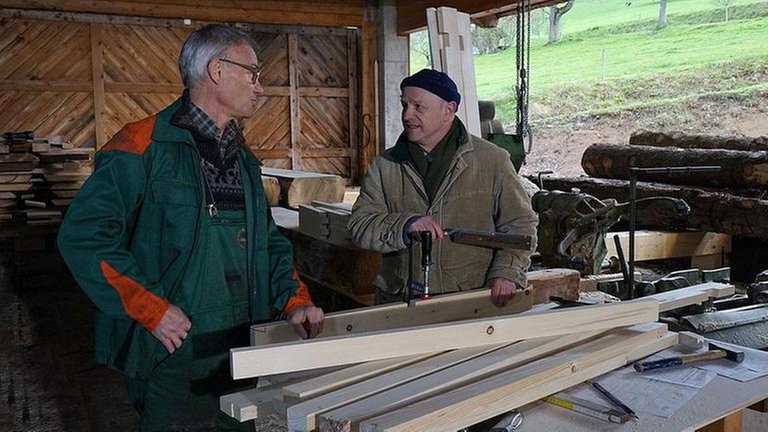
519, 94, 768, 178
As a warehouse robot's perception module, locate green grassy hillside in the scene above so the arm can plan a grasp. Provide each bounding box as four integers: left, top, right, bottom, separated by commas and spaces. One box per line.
411, 0, 768, 127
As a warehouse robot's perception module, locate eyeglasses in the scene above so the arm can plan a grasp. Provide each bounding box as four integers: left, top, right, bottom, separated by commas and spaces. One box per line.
218, 58, 262, 84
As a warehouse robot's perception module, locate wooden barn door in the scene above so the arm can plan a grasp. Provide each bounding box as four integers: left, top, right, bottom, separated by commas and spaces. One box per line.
240, 25, 359, 183
0, 15, 360, 182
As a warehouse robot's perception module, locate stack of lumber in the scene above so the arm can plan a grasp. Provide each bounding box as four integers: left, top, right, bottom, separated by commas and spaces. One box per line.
538, 131, 768, 240
221, 281, 734, 431
0, 133, 92, 228
262, 167, 345, 208
298, 201, 353, 246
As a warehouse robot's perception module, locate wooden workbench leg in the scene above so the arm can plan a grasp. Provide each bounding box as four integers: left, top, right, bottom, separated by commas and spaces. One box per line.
697, 411, 743, 432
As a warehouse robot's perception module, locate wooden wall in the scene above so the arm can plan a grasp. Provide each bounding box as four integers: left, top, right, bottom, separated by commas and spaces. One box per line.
0, 2, 378, 182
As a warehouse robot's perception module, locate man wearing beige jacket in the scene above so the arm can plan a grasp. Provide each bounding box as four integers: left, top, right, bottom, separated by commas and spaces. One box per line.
349, 69, 538, 306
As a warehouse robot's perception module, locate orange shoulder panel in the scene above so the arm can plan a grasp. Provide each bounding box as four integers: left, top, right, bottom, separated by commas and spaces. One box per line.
100, 260, 169, 331
283, 271, 315, 314
101, 115, 157, 155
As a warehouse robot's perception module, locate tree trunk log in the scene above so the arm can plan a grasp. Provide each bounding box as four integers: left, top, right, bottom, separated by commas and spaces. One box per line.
630, 130, 768, 152
582, 143, 768, 188
534, 175, 768, 240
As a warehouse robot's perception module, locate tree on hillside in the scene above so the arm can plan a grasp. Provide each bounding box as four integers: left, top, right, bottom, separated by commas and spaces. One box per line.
471, 17, 517, 54
713, 0, 737, 22
410, 31, 431, 69
547, 0, 576, 44
658, 0, 668, 29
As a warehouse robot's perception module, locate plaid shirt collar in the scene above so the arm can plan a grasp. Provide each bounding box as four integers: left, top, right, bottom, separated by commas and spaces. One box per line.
171, 91, 245, 167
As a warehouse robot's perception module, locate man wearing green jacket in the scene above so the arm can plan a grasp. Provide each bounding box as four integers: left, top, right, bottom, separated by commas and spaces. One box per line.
349, 69, 538, 307
58, 24, 324, 431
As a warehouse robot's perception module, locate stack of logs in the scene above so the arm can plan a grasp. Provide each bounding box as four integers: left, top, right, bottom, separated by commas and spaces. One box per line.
540, 131, 768, 240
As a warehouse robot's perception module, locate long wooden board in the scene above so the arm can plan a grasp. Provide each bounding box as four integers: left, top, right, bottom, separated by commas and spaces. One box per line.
230, 300, 659, 378
286, 345, 503, 432
358, 324, 675, 432
318, 328, 612, 431
282, 354, 436, 401
636, 282, 734, 312
250, 268, 581, 345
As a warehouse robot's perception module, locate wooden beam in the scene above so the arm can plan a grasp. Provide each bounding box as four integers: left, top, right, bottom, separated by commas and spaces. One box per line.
104, 82, 182, 93
89, 23, 106, 149
282, 354, 437, 401
0, 1, 366, 27
427, 7, 480, 135
261, 167, 345, 208
250, 268, 581, 345
347, 30, 359, 183
288, 33, 301, 171
606, 231, 731, 262
635, 282, 735, 313
358, 324, 675, 432
396, 0, 562, 34
287, 345, 502, 432
359, 7, 378, 178
319, 327, 615, 431
231, 300, 659, 378
0, 80, 91, 92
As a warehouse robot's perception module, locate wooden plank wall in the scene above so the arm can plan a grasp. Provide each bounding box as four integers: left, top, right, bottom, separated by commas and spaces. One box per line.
0, 3, 379, 182
239, 24, 359, 180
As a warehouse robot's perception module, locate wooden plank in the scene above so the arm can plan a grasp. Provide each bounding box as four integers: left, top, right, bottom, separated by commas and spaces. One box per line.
219, 385, 278, 422
287, 345, 502, 432
346, 30, 358, 183
358, 324, 675, 432
606, 231, 732, 262
281, 354, 436, 401
261, 167, 345, 207
90, 23, 106, 149
104, 81, 182, 93
636, 282, 735, 313
0, 80, 91, 91
426, 7, 480, 136
250, 268, 581, 345
231, 300, 659, 378
0, 183, 32, 191
319, 327, 617, 431
0, 1, 366, 27
0, 174, 32, 184
288, 33, 300, 170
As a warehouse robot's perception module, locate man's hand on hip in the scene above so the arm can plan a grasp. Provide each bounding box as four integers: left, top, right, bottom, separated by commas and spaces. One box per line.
487, 277, 517, 307
288, 306, 325, 339
406, 216, 445, 241
151, 304, 192, 354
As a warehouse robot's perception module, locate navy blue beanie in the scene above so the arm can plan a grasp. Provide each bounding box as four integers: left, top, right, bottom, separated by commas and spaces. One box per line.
400, 69, 461, 108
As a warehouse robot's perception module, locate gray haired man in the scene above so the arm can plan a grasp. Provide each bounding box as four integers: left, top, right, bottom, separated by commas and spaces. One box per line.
58, 24, 324, 431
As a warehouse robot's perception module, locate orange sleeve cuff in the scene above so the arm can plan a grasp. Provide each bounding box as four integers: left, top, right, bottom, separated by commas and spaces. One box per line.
284, 272, 314, 314
100, 260, 169, 331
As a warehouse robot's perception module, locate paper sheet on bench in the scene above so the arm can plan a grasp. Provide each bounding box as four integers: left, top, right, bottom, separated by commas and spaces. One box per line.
568, 365, 717, 419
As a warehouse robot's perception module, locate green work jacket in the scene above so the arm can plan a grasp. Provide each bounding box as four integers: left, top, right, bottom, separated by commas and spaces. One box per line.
58, 98, 303, 378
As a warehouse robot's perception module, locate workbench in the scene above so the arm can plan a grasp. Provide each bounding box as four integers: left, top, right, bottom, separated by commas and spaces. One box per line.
518, 373, 768, 431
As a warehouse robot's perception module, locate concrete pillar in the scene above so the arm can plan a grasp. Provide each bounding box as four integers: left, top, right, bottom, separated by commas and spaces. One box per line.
377, 0, 409, 150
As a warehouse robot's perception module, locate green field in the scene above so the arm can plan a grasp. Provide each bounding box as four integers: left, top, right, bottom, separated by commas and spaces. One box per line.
412, 0, 768, 127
